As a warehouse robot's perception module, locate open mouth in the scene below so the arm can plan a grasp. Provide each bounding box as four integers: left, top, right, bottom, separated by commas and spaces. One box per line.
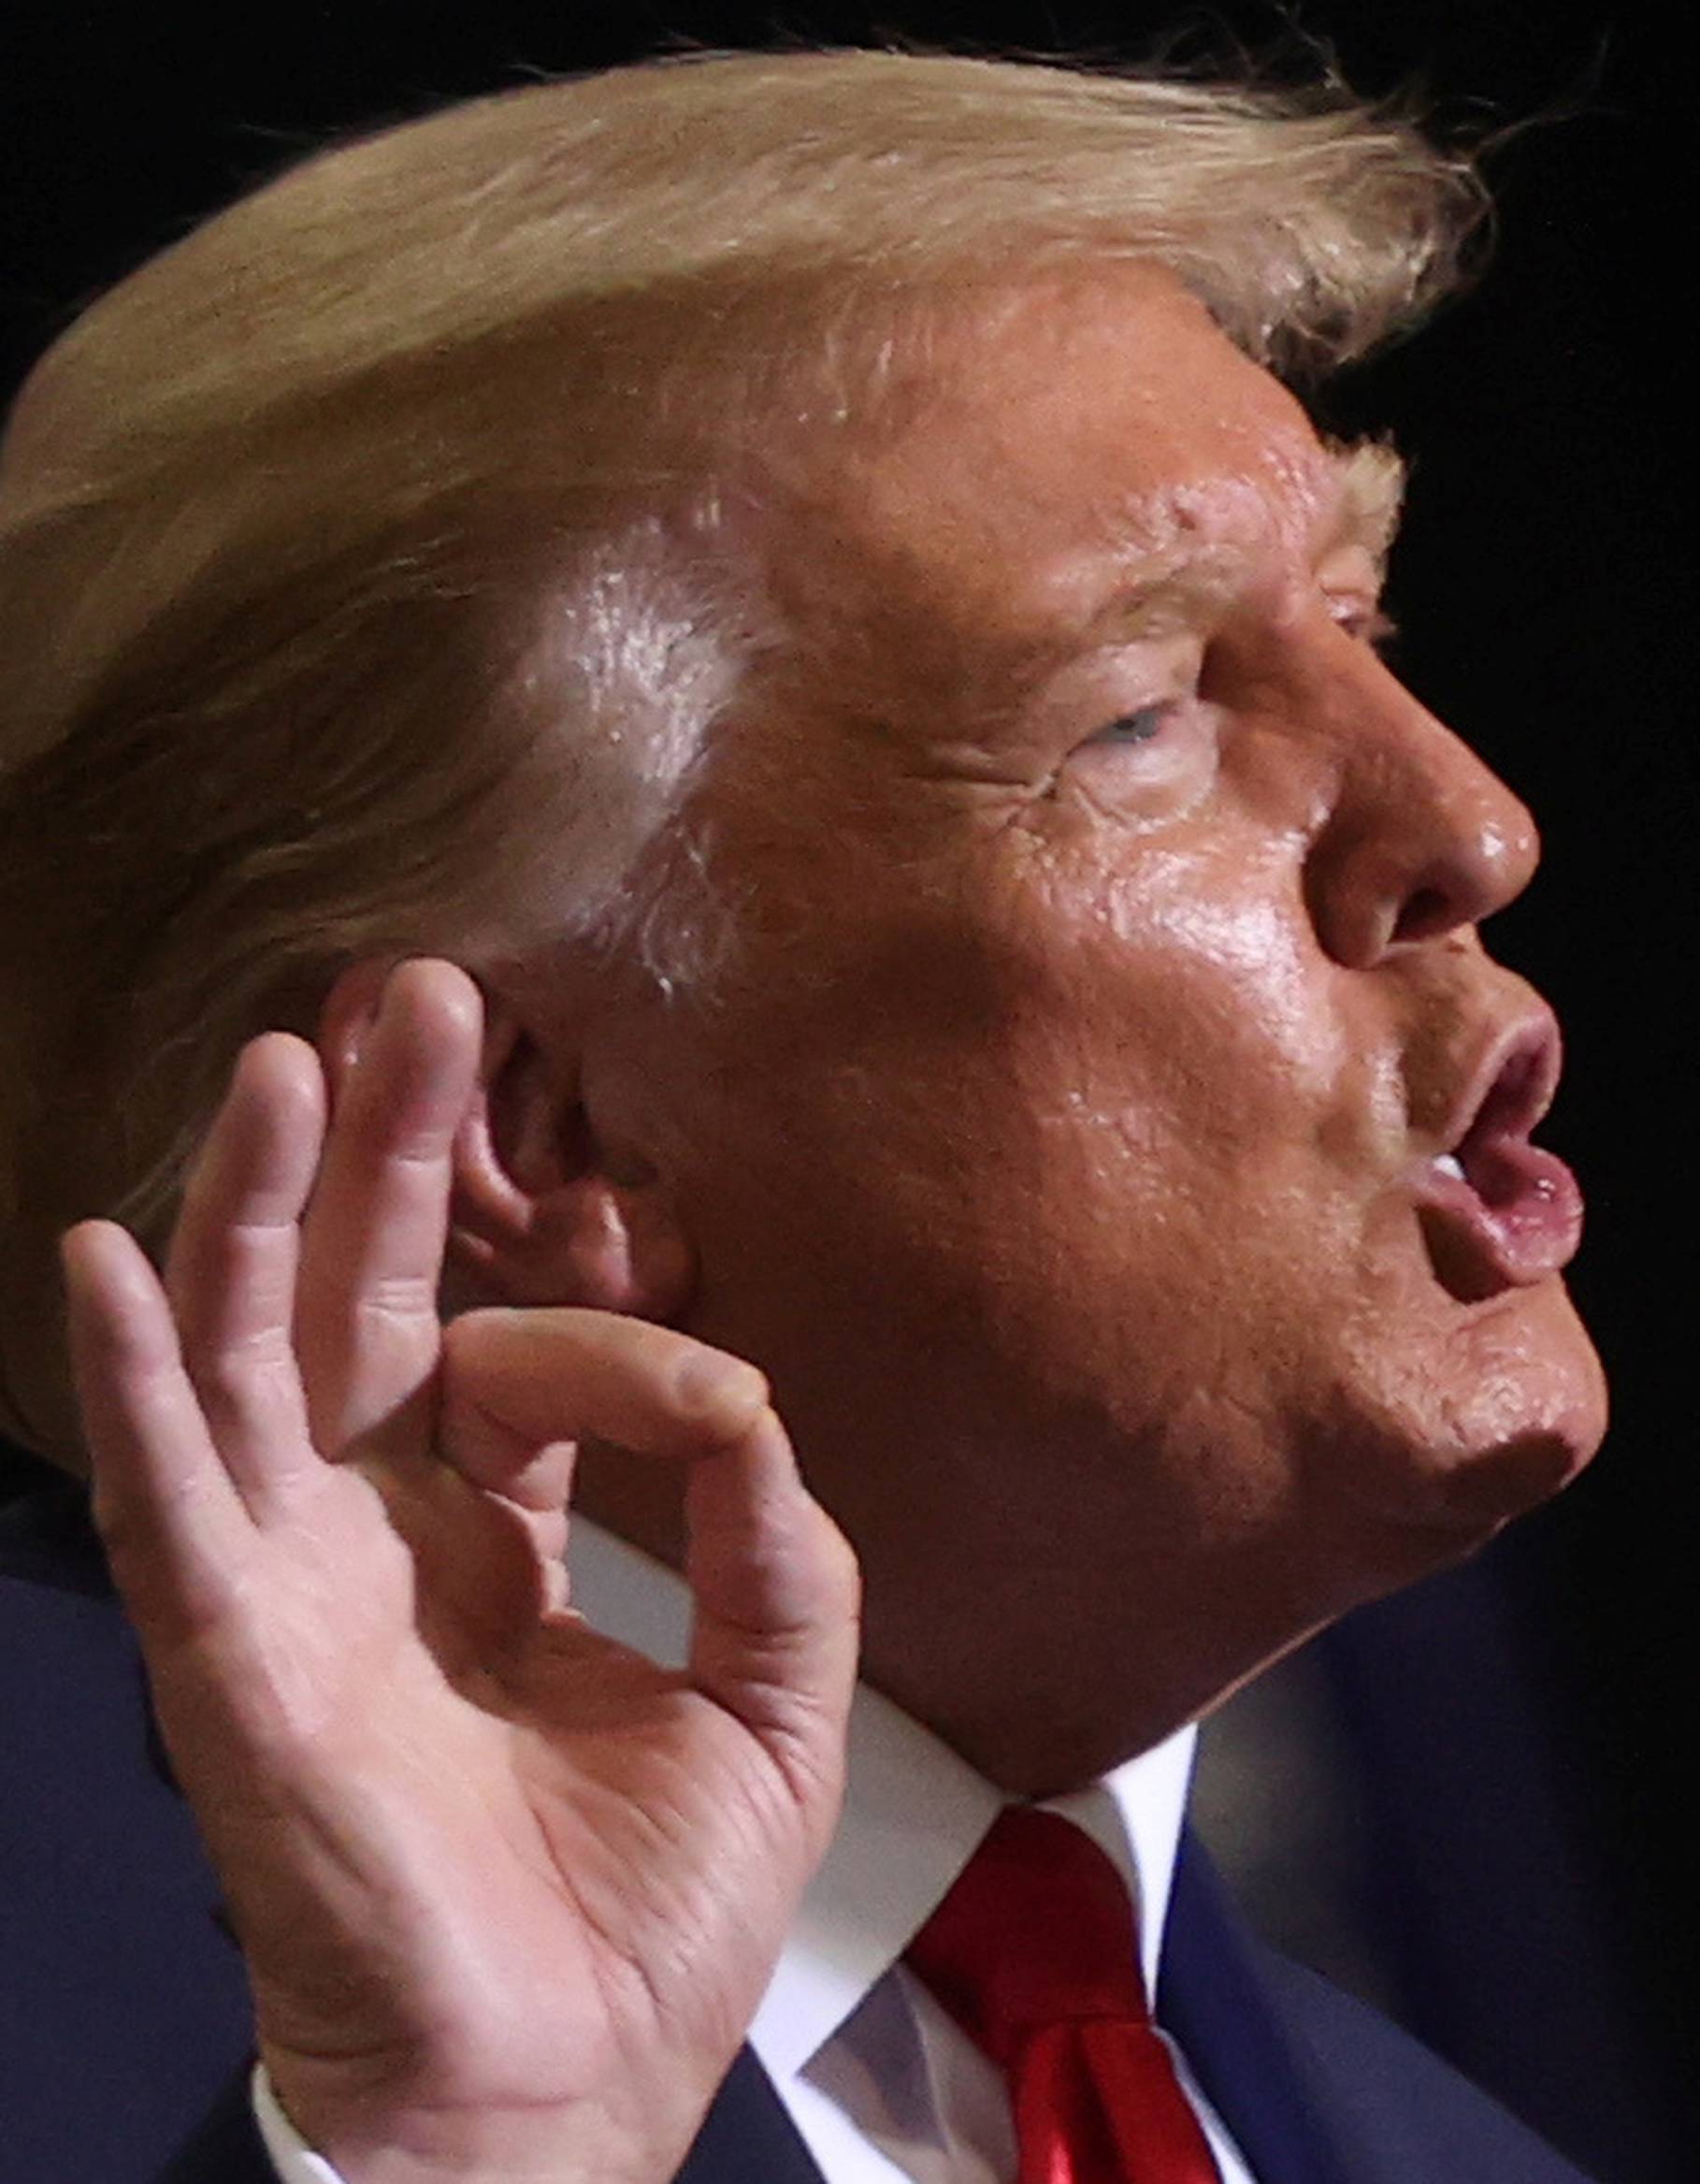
1413, 1019, 1584, 1303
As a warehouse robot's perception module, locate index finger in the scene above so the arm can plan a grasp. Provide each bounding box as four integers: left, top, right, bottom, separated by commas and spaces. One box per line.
438, 1307, 771, 1511
438, 1306, 858, 1802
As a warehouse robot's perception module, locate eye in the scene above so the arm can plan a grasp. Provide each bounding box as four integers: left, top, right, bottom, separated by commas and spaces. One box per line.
1057, 679, 1217, 823
1087, 701, 1174, 747
1332, 601, 1400, 651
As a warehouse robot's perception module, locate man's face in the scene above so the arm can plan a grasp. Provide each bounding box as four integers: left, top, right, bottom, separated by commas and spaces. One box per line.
574, 266, 1607, 1765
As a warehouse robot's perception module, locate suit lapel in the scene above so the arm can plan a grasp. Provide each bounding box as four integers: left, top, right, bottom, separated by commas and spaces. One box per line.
676, 2047, 827, 2184
1161, 1828, 1600, 2184
1159, 1827, 1361, 2184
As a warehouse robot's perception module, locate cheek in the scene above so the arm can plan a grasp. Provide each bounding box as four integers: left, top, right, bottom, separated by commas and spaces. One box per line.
644, 829, 1366, 1348
1004, 861, 1349, 1185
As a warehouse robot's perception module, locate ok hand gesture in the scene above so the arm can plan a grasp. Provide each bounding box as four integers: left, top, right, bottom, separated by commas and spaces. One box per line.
62, 960, 859, 2184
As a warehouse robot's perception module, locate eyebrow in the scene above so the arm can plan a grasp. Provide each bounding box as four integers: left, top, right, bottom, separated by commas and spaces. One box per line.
1077, 435, 1408, 644
1324, 435, 1406, 565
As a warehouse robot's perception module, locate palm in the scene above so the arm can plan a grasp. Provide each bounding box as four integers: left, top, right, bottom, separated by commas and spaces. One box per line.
64, 962, 857, 2179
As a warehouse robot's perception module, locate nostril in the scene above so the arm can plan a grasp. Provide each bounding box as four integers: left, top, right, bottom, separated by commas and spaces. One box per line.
1390, 884, 1456, 945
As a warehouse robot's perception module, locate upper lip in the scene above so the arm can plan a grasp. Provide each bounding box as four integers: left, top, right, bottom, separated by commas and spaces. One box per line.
1433, 1009, 1563, 1162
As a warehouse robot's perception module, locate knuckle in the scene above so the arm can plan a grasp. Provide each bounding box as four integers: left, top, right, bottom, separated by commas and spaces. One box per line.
194, 1338, 298, 1417
349, 1092, 453, 1168
821, 1518, 863, 1605
94, 1476, 237, 1617
352, 1275, 441, 1338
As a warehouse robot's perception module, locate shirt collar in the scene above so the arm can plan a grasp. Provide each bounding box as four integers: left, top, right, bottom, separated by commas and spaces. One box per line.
567, 1517, 1199, 2086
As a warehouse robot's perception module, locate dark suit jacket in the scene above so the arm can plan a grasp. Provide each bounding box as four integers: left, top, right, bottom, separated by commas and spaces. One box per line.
0, 1477, 1598, 2183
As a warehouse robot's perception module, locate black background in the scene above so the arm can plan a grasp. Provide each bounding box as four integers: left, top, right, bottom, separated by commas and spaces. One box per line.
3, 5, 1693, 2176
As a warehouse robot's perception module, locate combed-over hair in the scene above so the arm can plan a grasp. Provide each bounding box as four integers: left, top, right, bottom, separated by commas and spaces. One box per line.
0, 46, 1485, 1454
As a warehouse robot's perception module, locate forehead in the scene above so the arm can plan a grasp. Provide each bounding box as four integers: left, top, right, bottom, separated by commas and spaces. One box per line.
759, 265, 1388, 666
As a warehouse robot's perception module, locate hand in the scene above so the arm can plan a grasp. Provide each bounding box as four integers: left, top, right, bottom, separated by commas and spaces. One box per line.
60, 961, 859, 2184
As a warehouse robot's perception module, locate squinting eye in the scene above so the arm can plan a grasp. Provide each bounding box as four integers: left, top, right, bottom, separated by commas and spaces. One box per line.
1088, 702, 1173, 746
1335, 604, 1400, 650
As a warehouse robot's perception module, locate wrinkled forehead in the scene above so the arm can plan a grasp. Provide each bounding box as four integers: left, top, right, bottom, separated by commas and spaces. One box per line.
748, 263, 1398, 659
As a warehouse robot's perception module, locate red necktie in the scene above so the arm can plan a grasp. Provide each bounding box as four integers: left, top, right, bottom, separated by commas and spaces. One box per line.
906, 1806, 1222, 2184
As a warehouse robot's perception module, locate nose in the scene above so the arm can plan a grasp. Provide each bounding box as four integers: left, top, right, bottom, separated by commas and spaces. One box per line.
1301, 651, 1540, 969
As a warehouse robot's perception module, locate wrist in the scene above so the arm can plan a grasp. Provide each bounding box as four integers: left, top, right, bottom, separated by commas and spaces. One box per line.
264, 2065, 694, 2184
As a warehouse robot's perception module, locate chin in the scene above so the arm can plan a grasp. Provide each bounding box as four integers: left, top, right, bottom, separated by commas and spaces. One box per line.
1414, 1421, 1596, 1541
1327, 1276, 1609, 1567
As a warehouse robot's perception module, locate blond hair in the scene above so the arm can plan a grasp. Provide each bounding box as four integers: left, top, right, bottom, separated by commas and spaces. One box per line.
0, 46, 1484, 1454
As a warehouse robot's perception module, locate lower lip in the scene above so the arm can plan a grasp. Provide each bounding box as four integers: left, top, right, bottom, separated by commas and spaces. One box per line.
1413, 1141, 1585, 1301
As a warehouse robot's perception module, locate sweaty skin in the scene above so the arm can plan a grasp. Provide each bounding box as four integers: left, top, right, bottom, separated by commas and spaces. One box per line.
560, 267, 1607, 1792
62, 264, 1607, 2177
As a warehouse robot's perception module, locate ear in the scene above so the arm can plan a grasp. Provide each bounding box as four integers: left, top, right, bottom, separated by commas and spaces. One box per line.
316, 962, 695, 1322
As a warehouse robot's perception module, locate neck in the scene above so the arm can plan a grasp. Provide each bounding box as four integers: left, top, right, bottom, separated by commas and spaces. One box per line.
574, 1437, 1316, 1800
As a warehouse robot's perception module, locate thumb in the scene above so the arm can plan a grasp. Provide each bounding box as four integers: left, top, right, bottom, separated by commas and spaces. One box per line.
438, 1304, 859, 1808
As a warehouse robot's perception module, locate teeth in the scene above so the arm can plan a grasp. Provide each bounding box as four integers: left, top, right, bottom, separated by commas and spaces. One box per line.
1433, 1153, 1466, 1180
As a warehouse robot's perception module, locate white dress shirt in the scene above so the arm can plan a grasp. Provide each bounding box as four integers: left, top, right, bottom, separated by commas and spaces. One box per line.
257, 1520, 1256, 2183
